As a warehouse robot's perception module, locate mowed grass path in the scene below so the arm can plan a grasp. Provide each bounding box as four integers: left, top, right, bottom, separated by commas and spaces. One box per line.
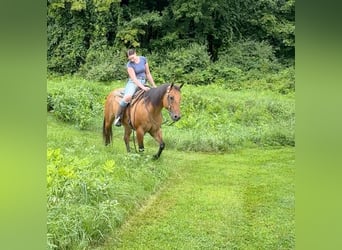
99, 147, 295, 249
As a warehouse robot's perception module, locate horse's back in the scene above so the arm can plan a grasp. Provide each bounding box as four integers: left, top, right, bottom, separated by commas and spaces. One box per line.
107, 88, 125, 99
104, 88, 124, 120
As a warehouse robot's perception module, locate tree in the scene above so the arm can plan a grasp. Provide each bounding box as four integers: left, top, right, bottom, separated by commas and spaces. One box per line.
47, 0, 295, 74
242, 0, 295, 62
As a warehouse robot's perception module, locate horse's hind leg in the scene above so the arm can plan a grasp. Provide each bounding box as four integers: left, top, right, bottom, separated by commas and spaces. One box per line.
103, 118, 113, 146
103, 93, 117, 145
136, 127, 145, 152
123, 126, 132, 152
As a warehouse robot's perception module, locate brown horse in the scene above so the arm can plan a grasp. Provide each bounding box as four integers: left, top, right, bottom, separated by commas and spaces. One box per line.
103, 83, 183, 159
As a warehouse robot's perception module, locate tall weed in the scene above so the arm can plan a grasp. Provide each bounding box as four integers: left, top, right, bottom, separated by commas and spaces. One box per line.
47, 143, 174, 249
170, 84, 295, 151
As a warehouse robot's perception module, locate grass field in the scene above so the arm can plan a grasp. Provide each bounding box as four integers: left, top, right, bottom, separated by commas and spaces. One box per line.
98, 148, 295, 249
48, 113, 294, 249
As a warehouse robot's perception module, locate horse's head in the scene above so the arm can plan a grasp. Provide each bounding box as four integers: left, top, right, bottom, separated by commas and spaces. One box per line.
164, 83, 183, 121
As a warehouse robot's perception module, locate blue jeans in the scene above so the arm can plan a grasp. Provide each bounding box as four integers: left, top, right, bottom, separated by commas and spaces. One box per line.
120, 78, 146, 107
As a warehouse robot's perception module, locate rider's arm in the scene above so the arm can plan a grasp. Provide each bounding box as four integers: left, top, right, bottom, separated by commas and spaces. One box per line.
145, 63, 156, 87
127, 67, 149, 91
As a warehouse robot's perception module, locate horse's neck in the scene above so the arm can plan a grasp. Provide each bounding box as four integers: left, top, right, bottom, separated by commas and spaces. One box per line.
145, 87, 168, 111
146, 97, 164, 114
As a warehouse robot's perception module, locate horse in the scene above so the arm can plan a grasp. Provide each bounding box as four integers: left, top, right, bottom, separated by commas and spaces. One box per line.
102, 83, 183, 159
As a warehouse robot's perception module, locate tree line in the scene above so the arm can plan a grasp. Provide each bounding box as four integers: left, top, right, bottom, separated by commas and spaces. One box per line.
47, 0, 295, 82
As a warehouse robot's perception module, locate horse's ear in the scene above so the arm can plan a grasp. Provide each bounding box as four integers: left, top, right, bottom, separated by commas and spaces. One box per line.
179, 83, 184, 89
167, 83, 174, 93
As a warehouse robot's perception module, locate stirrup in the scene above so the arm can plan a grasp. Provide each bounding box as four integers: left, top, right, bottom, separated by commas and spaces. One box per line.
114, 117, 121, 126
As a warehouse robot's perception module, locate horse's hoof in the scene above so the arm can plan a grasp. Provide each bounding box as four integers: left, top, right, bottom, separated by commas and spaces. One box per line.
152, 154, 159, 160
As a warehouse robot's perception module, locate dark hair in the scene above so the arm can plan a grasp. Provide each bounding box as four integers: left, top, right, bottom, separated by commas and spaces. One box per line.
127, 48, 136, 57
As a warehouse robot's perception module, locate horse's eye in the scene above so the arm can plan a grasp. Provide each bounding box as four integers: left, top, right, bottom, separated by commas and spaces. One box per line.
170, 96, 174, 101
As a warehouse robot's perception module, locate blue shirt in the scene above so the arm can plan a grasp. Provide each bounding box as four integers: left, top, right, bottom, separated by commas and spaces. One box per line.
127, 56, 147, 79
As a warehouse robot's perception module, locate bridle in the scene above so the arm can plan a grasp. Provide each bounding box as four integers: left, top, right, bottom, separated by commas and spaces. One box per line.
166, 83, 182, 116
166, 87, 174, 114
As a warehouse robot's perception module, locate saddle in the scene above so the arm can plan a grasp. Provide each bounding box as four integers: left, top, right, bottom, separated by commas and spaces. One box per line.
114, 88, 145, 106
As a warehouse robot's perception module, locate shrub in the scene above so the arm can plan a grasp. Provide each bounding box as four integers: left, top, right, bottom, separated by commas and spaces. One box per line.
48, 26, 87, 74
149, 40, 285, 87
219, 39, 281, 73
265, 66, 295, 94
150, 43, 212, 85
47, 78, 105, 130
47, 76, 295, 151
78, 43, 127, 82
210, 65, 244, 89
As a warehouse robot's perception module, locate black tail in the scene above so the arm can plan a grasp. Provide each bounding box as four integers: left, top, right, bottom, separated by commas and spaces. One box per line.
103, 118, 112, 145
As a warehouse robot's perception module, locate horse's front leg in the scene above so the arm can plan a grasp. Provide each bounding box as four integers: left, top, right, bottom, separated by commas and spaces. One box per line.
123, 126, 132, 152
150, 128, 165, 159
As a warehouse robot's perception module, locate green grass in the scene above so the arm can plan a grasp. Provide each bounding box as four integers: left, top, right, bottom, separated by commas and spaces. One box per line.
98, 148, 295, 249
47, 113, 197, 249
47, 112, 294, 249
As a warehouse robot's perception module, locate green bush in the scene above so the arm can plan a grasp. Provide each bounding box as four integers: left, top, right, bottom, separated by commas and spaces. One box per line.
219, 40, 281, 73
78, 43, 127, 82
197, 40, 283, 88
51, 38, 291, 87
48, 26, 87, 74
265, 66, 295, 94
47, 78, 106, 130
150, 43, 212, 85
149, 40, 286, 87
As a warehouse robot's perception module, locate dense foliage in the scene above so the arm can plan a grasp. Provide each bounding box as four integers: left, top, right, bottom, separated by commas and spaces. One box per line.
47, 0, 295, 78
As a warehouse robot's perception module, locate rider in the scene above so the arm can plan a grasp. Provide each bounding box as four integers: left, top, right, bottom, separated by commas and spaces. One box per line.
114, 48, 157, 126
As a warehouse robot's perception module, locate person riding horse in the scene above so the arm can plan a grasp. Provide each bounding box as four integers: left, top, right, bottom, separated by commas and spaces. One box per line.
103, 82, 183, 159
114, 49, 157, 126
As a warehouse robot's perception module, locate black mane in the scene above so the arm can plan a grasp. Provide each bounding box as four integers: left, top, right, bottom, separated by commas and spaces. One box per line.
144, 83, 169, 107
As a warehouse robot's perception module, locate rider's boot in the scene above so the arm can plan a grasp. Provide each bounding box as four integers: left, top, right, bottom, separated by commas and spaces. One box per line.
114, 105, 126, 127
